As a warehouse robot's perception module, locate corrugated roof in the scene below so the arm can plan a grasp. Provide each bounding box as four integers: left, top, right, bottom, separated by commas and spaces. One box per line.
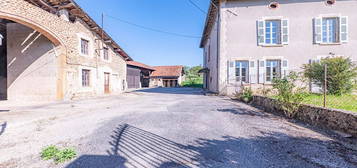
127, 61, 155, 71
150, 66, 184, 77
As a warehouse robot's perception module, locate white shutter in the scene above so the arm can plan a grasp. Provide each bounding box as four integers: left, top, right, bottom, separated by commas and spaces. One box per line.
340, 16, 348, 43
314, 17, 322, 44
249, 60, 257, 84
258, 59, 265, 84
281, 19, 289, 45
281, 59, 289, 78
228, 60, 236, 84
257, 20, 265, 45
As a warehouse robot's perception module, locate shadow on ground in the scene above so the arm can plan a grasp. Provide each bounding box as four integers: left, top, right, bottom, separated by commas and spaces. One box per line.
217, 107, 271, 118
67, 124, 357, 168
0, 121, 6, 136
135, 87, 203, 95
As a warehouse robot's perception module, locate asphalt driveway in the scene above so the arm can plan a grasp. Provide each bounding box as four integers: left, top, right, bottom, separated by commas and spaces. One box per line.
68, 88, 357, 168
0, 87, 356, 168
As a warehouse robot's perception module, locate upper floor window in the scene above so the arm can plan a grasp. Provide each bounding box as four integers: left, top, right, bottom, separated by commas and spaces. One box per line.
235, 61, 249, 83
81, 38, 89, 55
315, 16, 348, 44
103, 47, 109, 60
257, 19, 289, 46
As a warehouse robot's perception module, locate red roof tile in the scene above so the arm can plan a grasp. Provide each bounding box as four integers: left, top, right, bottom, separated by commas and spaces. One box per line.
151, 66, 184, 77
127, 61, 155, 71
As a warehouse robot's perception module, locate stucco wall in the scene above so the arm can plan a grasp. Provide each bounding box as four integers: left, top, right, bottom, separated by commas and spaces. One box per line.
0, 0, 128, 101
7, 23, 57, 101
217, 0, 357, 95
203, 14, 219, 93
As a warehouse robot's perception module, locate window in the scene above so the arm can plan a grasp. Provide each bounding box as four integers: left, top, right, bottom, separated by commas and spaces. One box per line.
315, 16, 348, 44
235, 61, 249, 83
322, 17, 339, 43
269, 2, 279, 9
82, 69, 90, 87
266, 60, 281, 82
258, 19, 289, 46
208, 45, 211, 62
81, 39, 89, 55
265, 20, 281, 45
103, 47, 109, 60
325, 0, 336, 6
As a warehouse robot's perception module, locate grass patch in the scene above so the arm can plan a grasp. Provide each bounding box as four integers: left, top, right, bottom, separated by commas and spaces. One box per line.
41, 146, 76, 164
302, 94, 357, 112
182, 77, 203, 88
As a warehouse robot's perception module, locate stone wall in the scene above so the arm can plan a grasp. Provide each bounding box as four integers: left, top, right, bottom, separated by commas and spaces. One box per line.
0, 0, 128, 101
251, 96, 357, 137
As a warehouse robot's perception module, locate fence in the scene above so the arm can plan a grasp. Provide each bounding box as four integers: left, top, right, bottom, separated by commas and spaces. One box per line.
235, 66, 357, 113
303, 64, 357, 112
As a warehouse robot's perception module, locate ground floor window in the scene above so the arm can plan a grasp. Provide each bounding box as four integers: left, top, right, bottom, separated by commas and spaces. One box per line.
82, 69, 91, 87
266, 60, 281, 82
235, 61, 249, 83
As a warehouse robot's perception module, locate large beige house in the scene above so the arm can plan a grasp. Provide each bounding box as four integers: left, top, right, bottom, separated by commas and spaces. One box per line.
0, 0, 132, 101
200, 0, 357, 95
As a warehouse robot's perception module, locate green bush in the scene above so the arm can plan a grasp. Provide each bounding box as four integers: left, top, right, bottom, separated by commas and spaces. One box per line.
41, 145, 76, 164
272, 72, 306, 118
54, 148, 77, 163
303, 57, 357, 95
241, 87, 253, 103
41, 146, 60, 160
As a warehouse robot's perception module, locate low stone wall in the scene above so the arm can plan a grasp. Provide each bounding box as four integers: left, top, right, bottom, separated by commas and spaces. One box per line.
251, 96, 357, 137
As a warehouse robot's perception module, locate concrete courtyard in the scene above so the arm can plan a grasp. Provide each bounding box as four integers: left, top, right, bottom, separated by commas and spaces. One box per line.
0, 88, 356, 168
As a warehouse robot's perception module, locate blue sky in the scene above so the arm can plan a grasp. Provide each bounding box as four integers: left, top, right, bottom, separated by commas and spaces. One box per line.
75, 0, 210, 67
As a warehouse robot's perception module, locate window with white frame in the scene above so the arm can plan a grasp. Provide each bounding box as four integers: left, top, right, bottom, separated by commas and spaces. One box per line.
82, 69, 91, 87
266, 60, 281, 82
235, 61, 249, 83
81, 38, 89, 55
257, 19, 289, 46
103, 47, 109, 60
315, 16, 348, 44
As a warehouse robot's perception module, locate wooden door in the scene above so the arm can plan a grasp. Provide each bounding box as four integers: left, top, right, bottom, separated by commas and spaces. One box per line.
104, 72, 110, 94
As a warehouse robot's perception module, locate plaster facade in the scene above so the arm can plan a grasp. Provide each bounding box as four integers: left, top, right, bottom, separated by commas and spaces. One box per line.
202, 0, 357, 95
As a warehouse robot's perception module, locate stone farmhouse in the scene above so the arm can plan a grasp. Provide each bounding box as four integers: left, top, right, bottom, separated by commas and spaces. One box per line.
200, 0, 357, 95
0, 0, 132, 101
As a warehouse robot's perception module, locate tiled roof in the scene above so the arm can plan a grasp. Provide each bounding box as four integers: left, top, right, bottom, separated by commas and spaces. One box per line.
150, 66, 184, 77
24, 0, 132, 61
127, 61, 155, 71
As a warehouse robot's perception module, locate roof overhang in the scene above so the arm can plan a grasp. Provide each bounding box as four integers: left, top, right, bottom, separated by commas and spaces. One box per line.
200, 0, 220, 48
25, 0, 133, 61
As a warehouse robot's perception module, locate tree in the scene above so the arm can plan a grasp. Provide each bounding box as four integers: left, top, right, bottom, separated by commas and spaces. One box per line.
303, 57, 357, 95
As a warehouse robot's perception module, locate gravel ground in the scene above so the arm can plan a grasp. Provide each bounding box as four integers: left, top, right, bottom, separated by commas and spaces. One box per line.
0, 87, 356, 168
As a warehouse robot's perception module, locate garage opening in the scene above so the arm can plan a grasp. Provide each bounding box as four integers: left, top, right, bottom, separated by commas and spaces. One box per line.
0, 19, 58, 101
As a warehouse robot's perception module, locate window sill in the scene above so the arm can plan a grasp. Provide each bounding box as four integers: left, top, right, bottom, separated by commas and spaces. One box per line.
260, 44, 285, 47
317, 43, 342, 46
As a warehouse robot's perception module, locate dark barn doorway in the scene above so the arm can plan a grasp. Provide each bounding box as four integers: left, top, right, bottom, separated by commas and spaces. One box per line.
0, 20, 7, 100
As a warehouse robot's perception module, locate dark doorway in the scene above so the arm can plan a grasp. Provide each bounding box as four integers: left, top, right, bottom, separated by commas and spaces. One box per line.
0, 21, 7, 100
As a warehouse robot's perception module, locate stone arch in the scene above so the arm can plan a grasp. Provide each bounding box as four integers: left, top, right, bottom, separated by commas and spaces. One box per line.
0, 11, 67, 100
